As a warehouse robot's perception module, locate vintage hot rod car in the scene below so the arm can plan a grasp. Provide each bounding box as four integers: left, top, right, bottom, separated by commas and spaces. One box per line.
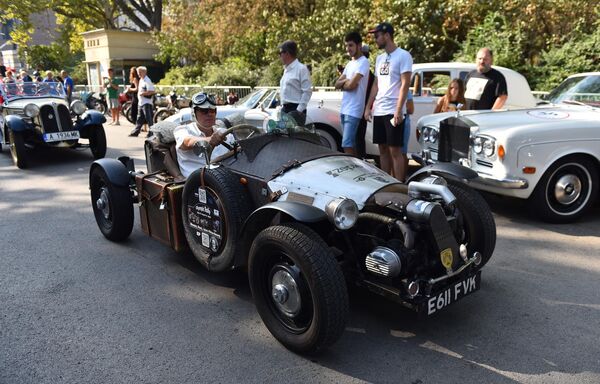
417, 72, 600, 223
0, 82, 107, 168
89, 117, 496, 353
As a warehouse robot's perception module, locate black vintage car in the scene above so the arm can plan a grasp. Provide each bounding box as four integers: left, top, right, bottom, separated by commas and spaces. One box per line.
89, 119, 496, 353
0, 82, 107, 168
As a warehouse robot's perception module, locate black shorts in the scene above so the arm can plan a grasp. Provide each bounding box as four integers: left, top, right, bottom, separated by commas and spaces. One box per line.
373, 114, 404, 147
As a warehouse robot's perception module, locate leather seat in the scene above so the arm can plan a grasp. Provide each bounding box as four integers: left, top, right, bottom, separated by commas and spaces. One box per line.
144, 137, 185, 181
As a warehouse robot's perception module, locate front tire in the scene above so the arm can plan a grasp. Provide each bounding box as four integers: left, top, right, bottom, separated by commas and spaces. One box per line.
8, 129, 28, 169
447, 180, 496, 268
248, 223, 349, 353
531, 156, 598, 223
90, 166, 134, 241
89, 126, 107, 159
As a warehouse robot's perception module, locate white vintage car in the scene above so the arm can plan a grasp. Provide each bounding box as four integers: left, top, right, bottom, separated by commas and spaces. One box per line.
417, 72, 600, 223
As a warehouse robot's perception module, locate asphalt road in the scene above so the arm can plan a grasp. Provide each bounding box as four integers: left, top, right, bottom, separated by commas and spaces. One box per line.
1, 120, 599, 384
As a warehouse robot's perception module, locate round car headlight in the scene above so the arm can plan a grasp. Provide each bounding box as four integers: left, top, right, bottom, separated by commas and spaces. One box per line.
429, 128, 438, 143
71, 100, 87, 115
422, 127, 431, 142
473, 137, 483, 154
483, 139, 495, 157
325, 198, 359, 230
24, 103, 40, 118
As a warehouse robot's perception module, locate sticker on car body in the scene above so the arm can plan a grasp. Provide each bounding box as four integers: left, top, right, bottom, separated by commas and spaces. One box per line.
527, 110, 569, 119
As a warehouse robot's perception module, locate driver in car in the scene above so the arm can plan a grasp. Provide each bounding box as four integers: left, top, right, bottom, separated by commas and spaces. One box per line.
173, 92, 235, 178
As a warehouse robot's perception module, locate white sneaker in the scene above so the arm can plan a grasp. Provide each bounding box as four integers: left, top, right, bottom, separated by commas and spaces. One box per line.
114, 121, 120, 126
108, 121, 113, 125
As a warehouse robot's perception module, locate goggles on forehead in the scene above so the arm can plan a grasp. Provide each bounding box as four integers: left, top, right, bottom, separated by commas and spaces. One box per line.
192, 92, 217, 108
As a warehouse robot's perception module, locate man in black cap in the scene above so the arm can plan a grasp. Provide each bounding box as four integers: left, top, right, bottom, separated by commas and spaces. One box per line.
278, 40, 312, 126
364, 22, 413, 181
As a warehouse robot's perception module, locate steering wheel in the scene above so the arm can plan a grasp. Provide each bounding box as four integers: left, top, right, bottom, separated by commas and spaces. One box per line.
195, 124, 263, 160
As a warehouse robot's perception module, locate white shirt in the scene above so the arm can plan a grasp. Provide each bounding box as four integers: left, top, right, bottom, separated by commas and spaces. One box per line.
279, 59, 312, 112
174, 123, 234, 177
340, 56, 370, 119
373, 48, 413, 116
138, 75, 155, 106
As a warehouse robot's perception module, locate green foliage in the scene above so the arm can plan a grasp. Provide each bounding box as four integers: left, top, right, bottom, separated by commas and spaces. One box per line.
158, 65, 204, 85
256, 61, 284, 86
530, 25, 600, 91
311, 53, 346, 87
70, 61, 89, 84
453, 12, 527, 71
202, 57, 261, 87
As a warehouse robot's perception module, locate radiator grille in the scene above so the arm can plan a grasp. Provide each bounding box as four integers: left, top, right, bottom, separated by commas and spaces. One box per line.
40, 105, 59, 133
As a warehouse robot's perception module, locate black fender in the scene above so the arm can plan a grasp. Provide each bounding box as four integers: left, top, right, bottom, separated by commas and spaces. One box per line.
76, 110, 107, 138
236, 201, 328, 267
89, 158, 131, 188
407, 162, 478, 184
5, 115, 33, 133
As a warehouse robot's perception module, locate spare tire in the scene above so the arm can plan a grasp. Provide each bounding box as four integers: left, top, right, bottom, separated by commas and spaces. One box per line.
182, 166, 253, 272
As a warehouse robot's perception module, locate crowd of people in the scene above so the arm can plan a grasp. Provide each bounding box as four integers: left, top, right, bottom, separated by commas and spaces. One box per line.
2, 25, 509, 182
0, 59, 75, 101
172, 22, 509, 182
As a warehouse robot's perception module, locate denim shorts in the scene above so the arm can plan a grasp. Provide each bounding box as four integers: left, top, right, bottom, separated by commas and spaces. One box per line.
340, 114, 361, 148
402, 116, 411, 154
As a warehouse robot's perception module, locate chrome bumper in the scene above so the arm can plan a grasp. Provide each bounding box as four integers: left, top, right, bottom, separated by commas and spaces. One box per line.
470, 173, 529, 189
418, 149, 528, 190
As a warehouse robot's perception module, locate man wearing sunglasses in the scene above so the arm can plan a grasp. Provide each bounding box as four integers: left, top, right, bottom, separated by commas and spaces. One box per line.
278, 40, 312, 126
173, 92, 234, 177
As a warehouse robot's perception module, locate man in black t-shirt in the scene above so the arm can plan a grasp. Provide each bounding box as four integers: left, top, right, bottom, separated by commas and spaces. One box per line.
464, 48, 507, 110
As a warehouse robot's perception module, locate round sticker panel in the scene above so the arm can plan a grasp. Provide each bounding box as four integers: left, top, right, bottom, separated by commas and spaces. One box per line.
186, 187, 225, 254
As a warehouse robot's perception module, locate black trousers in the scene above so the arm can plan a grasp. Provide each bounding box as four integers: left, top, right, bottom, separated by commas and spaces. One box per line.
135, 103, 154, 132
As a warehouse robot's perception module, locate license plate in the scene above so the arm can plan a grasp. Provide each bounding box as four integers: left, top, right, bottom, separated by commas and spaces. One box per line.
423, 271, 481, 316
43, 130, 80, 142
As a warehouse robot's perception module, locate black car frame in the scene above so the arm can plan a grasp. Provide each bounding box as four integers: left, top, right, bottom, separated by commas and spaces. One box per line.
0, 82, 107, 168
89, 120, 496, 353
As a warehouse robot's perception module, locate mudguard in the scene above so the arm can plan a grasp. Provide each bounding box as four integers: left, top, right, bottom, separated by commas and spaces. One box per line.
89, 158, 131, 188
5, 115, 33, 132
236, 201, 328, 267
76, 110, 106, 128
407, 162, 478, 184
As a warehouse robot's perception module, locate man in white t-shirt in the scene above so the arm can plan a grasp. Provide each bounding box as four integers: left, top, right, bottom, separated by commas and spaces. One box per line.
334, 31, 370, 155
364, 22, 413, 181
129, 66, 156, 137
173, 92, 234, 178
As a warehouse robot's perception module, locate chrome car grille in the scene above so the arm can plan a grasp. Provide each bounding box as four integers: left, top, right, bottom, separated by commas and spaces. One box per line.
40, 104, 71, 133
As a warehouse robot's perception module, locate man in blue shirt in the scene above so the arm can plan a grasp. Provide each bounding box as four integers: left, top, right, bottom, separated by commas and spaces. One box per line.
61, 70, 74, 104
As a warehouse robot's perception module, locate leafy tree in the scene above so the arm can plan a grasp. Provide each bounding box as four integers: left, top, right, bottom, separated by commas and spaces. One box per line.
530, 24, 600, 91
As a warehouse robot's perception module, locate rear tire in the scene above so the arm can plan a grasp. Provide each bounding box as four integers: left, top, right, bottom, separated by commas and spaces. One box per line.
89, 126, 107, 159
447, 180, 496, 268
8, 129, 28, 169
153, 109, 172, 124
248, 223, 349, 353
90, 166, 134, 241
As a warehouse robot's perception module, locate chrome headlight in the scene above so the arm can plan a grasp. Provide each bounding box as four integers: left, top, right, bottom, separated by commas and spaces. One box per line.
483, 139, 495, 157
70, 100, 87, 115
429, 128, 438, 143
422, 127, 431, 142
325, 198, 359, 230
473, 137, 483, 154
24, 104, 40, 118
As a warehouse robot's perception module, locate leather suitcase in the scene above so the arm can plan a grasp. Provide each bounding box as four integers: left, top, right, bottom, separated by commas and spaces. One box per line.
136, 174, 187, 252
